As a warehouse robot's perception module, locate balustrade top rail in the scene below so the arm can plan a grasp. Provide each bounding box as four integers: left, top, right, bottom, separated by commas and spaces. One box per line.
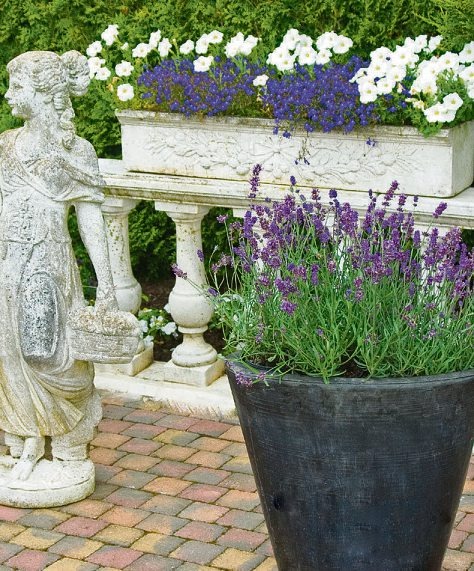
99, 159, 474, 229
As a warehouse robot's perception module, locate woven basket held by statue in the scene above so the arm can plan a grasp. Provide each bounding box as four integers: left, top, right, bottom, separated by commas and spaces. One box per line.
68, 306, 141, 364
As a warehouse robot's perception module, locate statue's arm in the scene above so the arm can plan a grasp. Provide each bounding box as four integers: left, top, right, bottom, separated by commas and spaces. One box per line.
75, 200, 117, 309
0, 132, 5, 216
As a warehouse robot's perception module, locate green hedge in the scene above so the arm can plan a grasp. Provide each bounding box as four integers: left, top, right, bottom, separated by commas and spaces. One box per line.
0, 0, 445, 154
2, 0, 471, 298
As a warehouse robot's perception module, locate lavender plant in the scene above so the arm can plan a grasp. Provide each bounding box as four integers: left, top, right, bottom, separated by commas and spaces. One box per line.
185, 166, 474, 382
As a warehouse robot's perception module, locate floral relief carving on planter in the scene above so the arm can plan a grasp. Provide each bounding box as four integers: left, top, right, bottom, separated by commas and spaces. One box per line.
144, 128, 248, 175
118, 110, 474, 198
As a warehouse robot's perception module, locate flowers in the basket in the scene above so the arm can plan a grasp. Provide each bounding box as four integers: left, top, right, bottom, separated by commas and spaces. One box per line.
85, 24, 474, 136
174, 165, 474, 381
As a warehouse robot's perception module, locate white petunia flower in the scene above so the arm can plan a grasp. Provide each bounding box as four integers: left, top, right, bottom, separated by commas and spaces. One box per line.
438, 52, 459, 72
139, 320, 148, 333
224, 32, 245, 58
86, 41, 102, 58
315, 49, 331, 65
376, 77, 395, 95
386, 65, 407, 83
101, 24, 119, 46
296, 34, 313, 49
116, 83, 135, 102
253, 74, 269, 87
358, 80, 378, 103
274, 52, 297, 72
424, 102, 453, 123
162, 322, 177, 335
180, 40, 195, 55
442, 92, 463, 111
143, 335, 154, 346
365, 60, 389, 79
459, 41, 474, 64
468, 83, 474, 98
132, 43, 151, 58
406, 98, 426, 110
392, 46, 418, 68
459, 64, 474, 83
193, 55, 214, 72
158, 38, 172, 57
370, 46, 392, 63
427, 35, 443, 52
225, 43, 240, 58
208, 30, 223, 44
95, 67, 111, 81
332, 35, 353, 54
266, 46, 287, 66
298, 47, 318, 66
115, 60, 134, 77
196, 34, 210, 54
282, 28, 301, 51
413, 35, 428, 53
350, 68, 367, 83
148, 30, 162, 49
87, 57, 105, 76
240, 35, 259, 56
316, 31, 339, 51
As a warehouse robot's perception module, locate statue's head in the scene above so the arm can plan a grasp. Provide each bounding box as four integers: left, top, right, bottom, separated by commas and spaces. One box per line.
5, 51, 90, 147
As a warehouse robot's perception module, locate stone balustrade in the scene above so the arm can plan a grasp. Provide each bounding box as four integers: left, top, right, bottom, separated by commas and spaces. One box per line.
99, 158, 474, 387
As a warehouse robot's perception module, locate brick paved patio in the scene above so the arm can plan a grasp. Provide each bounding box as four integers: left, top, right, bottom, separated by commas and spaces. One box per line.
0, 391, 472, 571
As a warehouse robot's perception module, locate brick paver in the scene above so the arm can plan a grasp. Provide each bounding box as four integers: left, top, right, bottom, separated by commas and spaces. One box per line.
0, 393, 471, 570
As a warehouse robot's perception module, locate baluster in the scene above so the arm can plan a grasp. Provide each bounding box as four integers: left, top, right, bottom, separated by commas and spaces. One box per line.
101, 197, 142, 313
100, 196, 153, 375
155, 201, 224, 387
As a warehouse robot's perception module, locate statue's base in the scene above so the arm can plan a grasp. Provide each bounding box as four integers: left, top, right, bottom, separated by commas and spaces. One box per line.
0, 456, 95, 508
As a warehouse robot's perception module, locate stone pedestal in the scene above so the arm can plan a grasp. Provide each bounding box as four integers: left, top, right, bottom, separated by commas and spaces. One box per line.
155, 201, 224, 386
0, 457, 95, 508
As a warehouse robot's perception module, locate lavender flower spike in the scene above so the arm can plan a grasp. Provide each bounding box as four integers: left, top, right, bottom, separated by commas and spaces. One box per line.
433, 202, 448, 218
171, 263, 188, 279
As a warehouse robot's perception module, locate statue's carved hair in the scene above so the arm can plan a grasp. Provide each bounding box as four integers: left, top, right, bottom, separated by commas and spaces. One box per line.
7, 51, 90, 149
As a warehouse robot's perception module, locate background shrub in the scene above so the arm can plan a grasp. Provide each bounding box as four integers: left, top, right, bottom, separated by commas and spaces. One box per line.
1, 0, 471, 300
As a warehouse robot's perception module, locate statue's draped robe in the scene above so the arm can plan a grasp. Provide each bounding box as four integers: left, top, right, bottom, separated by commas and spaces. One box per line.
0, 129, 104, 437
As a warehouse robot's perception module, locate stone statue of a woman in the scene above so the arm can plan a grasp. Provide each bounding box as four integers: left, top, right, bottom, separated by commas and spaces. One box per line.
0, 50, 131, 507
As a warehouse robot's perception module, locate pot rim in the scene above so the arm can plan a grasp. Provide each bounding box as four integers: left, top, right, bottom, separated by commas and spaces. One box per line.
225, 356, 474, 390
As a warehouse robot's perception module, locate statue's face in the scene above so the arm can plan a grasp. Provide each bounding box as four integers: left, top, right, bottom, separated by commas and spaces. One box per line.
5, 71, 37, 119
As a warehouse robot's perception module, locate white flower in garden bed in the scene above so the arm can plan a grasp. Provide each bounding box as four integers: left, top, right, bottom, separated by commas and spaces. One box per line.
95, 67, 111, 81
116, 83, 134, 102
86, 41, 102, 57
115, 60, 134, 77
101, 24, 119, 46
138, 307, 179, 341
149, 30, 162, 49
158, 38, 173, 58
193, 55, 214, 72
180, 40, 195, 55
132, 42, 151, 58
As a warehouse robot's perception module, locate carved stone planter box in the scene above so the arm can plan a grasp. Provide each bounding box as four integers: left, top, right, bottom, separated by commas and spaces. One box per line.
117, 110, 474, 198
